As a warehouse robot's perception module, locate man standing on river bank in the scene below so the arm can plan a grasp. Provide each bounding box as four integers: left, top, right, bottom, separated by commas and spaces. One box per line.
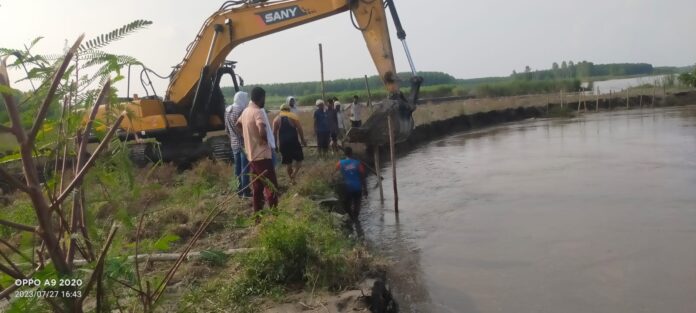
237, 87, 279, 212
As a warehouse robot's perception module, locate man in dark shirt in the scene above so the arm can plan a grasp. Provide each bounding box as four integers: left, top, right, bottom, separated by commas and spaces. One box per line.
313, 99, 330, 157
326, 98, 340, 153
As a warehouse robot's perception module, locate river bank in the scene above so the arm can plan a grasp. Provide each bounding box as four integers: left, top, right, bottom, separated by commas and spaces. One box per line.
396, 89, 696, 152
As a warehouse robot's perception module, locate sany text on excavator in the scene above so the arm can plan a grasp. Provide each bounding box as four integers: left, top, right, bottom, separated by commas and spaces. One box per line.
94, 0, 422, 165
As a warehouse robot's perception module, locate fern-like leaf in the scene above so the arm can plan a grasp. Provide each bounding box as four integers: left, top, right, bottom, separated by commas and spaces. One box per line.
79, 19, 153, 52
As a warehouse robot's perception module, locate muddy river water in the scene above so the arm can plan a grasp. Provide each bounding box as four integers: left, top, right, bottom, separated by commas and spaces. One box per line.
360, 105, 696, 313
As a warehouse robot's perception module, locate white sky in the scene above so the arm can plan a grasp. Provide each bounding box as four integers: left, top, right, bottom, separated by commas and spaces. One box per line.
1, 0, 695, 94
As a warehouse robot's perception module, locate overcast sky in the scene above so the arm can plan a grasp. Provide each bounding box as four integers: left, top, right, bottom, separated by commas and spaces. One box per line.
1, 0, 695, 93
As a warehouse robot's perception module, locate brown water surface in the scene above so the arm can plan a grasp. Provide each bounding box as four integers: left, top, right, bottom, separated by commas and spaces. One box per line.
361, 105, 696, 313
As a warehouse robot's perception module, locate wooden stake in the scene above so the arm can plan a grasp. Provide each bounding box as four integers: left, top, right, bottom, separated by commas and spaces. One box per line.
387, 115, 398, 213
364, 75, 373, 107
560, 90, 564, 109
319, 43, 326, 101
626, 89, 630, 109
652, 85, 656, 107
374, 147, 384, 203
596, 89, 600, 112
639, 95, 643, 108
608, 91, 611, 110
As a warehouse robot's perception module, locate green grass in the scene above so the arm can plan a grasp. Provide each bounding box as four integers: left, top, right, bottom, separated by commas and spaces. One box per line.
0, 133, 17, 153
179, 202, 362, 313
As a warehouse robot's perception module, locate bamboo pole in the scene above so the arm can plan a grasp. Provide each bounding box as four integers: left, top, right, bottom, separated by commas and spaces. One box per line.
319, 43, 326, 101
364, 75, 373, 107
639, 95, 643, 108
387, 116, 398, 213
374, 147, 384, 203
626, 89, 630, 109
596, 89, 600, 112
364, 74, 374, 115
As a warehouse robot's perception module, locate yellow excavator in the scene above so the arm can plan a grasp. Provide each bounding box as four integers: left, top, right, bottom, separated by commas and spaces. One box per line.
95, 0, 422, 164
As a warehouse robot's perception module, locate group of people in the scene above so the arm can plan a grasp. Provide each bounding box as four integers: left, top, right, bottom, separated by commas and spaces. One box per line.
224, 87, 368, 223
313, 95, 364, 156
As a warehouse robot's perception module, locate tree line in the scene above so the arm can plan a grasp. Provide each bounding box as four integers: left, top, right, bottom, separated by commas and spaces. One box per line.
511, 61, 661, 81
222, 71, 457, 97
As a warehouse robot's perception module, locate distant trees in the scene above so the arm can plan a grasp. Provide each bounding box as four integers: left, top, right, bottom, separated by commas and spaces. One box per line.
223, 71, 457, 98
511, 61, 657, 82
678, 68, 696, 87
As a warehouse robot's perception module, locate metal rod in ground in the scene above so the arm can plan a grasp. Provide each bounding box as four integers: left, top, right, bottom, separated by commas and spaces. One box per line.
319, 43, 326, 101
374, 146, 384, 203
388, 115, 398, 213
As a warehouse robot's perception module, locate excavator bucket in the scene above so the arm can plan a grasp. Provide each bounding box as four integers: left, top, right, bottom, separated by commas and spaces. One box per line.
346, 76, 422, 146
345, 98, 415, 146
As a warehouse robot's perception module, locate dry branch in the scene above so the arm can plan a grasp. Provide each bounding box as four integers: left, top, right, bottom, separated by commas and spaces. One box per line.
71, 248, 255, 266
0, 219, 36, 233
0, 250, 23, 276
79, 223, 118, 305
0, 262, 24, 280
27, 34, 85, 144
0, 283, 21, 300
3, 53, 71, 274
0, 238, 35, 266
51, 112, 126, 209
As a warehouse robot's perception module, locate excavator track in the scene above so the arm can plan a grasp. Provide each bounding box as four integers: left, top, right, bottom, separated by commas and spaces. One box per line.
128, 143, 150, 168
207, 135, 233, 164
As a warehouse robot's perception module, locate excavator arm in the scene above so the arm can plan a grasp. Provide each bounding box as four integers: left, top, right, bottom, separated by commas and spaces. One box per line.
104, 0, 419, 165
166, 0, 404, 108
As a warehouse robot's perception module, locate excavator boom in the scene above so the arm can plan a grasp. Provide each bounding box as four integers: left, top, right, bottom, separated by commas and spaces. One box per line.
167, 0, 402, 106
98, 0, 420, 165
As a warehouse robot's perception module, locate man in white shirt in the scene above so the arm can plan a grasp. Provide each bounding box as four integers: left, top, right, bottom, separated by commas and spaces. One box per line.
344, 95, 365, 127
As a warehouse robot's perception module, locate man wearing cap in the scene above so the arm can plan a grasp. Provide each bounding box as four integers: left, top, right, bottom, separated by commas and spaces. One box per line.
273, 104, 307, 184
313, 99, 330, 157
334, 98, 346, 143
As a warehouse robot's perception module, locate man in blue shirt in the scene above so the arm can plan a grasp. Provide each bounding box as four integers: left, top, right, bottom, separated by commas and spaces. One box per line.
335, 147, 367, 222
